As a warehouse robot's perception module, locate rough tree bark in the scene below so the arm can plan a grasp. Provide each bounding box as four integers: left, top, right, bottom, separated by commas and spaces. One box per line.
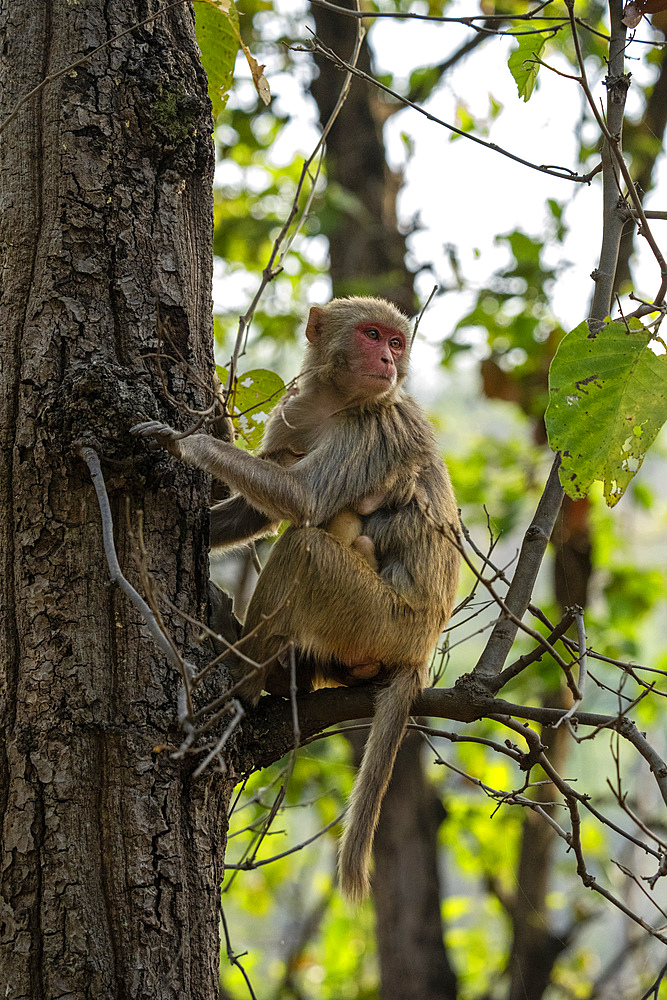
0, 3, 231, 997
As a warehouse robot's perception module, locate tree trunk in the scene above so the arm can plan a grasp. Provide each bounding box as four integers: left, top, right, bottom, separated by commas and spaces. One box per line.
506, 707, 572, 1000
373, 734, 457, 1000
0, 3, 230, 997
310, 0, 415, 313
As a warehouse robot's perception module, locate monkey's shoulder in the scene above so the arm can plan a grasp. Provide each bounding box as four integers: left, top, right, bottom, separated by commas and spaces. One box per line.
345, 392, 436, 455
261, 391, 335, 457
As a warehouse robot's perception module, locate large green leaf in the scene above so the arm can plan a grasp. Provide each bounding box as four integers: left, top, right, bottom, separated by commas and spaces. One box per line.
508, 31, 546, 101
217, 366, 286, 449
545, 318, 667, 506
194, 1, 239, 120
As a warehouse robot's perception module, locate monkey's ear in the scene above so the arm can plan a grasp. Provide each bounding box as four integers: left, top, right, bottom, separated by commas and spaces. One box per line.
305, 306, 324, 343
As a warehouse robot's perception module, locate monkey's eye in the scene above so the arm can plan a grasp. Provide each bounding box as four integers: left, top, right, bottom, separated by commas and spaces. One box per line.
365, 327, 380, 340
389, 337, 403, 350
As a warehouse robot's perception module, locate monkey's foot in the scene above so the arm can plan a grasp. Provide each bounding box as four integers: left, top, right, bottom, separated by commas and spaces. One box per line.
347, 659, 382, 680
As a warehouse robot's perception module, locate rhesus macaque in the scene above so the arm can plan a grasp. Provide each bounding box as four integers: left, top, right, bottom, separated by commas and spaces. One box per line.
132, 297, 460, 901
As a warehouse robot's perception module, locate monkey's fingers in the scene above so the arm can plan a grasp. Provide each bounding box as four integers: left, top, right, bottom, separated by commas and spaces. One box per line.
130, 420, 185, 457
130, 420, 180, 440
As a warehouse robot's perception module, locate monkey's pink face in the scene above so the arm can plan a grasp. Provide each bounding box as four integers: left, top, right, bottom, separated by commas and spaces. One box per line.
348, 322, 407, 394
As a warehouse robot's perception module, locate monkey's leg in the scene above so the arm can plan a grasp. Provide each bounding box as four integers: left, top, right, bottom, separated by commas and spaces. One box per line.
240, 526, 436, 684
239, 526, 438, 902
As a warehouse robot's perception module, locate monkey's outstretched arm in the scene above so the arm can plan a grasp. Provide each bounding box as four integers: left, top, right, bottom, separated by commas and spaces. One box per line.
132, 422, 312, 521
131, 421, 397, 526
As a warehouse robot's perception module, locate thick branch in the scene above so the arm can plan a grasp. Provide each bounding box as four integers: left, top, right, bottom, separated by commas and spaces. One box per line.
473, 455, 564, 685
236, 683, 667, 808
587, 0, 629, 324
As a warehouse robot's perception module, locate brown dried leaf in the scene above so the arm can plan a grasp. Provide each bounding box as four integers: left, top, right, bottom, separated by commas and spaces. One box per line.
238, 42, 271, 105
622, 0, 667, 26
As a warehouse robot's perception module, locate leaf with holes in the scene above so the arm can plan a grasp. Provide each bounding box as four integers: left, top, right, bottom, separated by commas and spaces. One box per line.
223, 368, 286, 450
545, 318, 667, 506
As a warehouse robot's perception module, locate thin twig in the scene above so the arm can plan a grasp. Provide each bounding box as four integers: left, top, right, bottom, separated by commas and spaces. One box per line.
78, 445, 195, 714
192, 699, 245, 776
307, 0, 609, 42
303, 34, 597, 184
411, 285, 438, 347
225, 811, 345, 870
226, 5, 367, 387
553, 608, 587, 727
220, 907, 259, 1000
566, 0, 667, 315
495, 608, 577, 688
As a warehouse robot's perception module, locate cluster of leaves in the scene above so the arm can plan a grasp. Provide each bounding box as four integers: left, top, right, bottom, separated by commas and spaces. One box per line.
546, 318, 667, 507
195, 0, 271, 117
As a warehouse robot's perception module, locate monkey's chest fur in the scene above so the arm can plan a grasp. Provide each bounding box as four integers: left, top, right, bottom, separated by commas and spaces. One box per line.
261, 390, 459, 621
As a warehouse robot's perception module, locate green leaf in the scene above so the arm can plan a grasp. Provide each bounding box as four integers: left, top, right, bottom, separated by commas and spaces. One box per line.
406, 64, 443, 104
545, 319, 667, 507
194, 1, 240, 120
453, 102, 475, 139
508, 31, 547, 101
227, 368, 286, 449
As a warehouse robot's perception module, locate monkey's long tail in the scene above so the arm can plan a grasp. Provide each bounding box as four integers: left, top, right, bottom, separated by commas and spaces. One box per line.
338, 668, 423, 903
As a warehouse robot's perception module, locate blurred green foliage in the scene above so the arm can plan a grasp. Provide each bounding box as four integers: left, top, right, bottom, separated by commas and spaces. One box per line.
206, 3, 667, 996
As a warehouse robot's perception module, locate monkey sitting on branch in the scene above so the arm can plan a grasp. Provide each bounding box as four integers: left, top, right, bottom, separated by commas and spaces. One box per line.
132, 296, 460, 902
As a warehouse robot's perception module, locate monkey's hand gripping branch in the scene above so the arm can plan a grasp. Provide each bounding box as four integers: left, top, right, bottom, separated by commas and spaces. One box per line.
132, 420, 312, 524
129, 420, 193, 456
